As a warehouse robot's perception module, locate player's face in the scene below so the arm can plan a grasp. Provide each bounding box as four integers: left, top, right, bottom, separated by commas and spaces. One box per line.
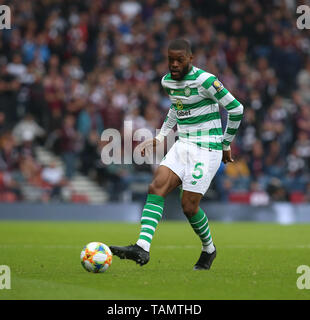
168, 49, 193, 80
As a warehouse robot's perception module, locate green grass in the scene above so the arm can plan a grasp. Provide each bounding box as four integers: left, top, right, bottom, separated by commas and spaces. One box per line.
0, 221, 310, 300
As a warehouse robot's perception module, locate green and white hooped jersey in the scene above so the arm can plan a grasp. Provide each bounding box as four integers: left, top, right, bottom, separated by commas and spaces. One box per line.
160, 66, 244, 150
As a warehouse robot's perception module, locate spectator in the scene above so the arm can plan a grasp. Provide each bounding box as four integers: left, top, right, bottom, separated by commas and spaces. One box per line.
41, 161, 66, 201
0, 133, 19, 172
249, 181, 270, 206
0, 0, 309, 203
0, 112, 8, 135
12, 114, 45, 145
7, 53, 27, 83
0, 171, 22, 202
59, 114, 81, 179
297, 59, 310, 104
77, 103, 104, 138
225, 154, 251, 191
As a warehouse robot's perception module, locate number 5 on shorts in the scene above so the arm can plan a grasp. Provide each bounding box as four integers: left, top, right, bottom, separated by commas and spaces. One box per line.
192, 162, 204, 180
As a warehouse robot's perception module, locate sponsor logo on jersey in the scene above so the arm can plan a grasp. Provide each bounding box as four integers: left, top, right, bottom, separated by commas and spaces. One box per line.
177, 110, 191, 117
212, 80, 224, 92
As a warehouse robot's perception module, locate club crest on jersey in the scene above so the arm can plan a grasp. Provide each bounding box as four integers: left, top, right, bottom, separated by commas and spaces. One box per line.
176, 99, 183, 110
212, 80, 224, 92
184, 86, 191, 97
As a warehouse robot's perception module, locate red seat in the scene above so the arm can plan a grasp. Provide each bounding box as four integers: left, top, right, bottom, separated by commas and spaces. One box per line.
70, 193, 89, 203
0, 192, 17, 203
229, 192, 250, 203
290, 192, 305, 203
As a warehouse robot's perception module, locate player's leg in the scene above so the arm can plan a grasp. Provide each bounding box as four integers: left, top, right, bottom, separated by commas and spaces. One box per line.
181, 190, 216, 270
110, 165, 181, 265
181, 142, 222, 270
136, 165, 181, 250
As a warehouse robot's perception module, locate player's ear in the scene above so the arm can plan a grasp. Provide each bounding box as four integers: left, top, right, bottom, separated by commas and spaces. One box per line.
189, 53, 193, 63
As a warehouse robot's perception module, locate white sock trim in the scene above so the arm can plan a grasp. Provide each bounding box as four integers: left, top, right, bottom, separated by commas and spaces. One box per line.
146, 203, 163, 211
141, 217, 159, 224
143, 208, 162, 217
202, 243, 215, 254
139, 232, 153, 240
136, 239, 151, 252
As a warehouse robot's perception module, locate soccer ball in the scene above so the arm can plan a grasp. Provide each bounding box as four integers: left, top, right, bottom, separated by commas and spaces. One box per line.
80, 242, 112, 273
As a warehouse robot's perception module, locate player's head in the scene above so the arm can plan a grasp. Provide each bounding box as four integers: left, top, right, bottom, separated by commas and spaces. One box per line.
168, 39, 193, 80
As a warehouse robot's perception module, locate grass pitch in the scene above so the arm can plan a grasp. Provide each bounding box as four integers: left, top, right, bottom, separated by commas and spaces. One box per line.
0, 221, 309, 300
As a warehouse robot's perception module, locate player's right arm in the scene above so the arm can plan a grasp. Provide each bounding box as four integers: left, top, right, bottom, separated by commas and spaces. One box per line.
140, 76, 177, 157
155, 106, 177, 143
140, 106, 177, 157
155, 76, 177, 143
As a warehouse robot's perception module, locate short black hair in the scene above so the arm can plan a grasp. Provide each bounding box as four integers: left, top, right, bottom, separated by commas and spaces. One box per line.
168, 39, 192, 54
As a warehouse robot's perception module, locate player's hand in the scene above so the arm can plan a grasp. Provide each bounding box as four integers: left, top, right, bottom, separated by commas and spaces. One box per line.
222, 149, 234, 164
139, 138, 160, 157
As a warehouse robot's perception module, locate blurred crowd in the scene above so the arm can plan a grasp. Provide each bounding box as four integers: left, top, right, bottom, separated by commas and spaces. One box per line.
0, 0, 310, 203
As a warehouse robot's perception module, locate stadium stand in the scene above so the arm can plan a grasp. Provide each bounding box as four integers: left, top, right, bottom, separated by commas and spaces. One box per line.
0, 0, 309, 203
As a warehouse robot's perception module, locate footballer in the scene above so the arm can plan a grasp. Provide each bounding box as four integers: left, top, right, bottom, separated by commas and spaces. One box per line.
110, 39, 244, 270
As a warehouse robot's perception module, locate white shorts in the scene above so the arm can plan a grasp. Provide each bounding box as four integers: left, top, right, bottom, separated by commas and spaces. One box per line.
160, 140, 222, 195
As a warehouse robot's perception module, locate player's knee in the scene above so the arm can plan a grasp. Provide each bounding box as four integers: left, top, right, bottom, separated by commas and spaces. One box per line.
148, 180, 166, 197
181, 200, 199, 218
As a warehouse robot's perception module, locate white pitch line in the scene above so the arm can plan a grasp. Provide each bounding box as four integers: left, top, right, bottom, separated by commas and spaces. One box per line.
157, 244, 310, 249
0, 244, 81, 249
0, 244, 310, 249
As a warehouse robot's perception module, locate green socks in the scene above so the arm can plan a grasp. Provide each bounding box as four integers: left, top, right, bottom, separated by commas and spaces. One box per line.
188, 207, 215, 254
136, 195, 214, 254
136, 194, 165, 252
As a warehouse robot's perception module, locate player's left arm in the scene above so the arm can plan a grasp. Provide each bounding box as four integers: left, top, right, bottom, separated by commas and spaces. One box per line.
200, 76, 244, 163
